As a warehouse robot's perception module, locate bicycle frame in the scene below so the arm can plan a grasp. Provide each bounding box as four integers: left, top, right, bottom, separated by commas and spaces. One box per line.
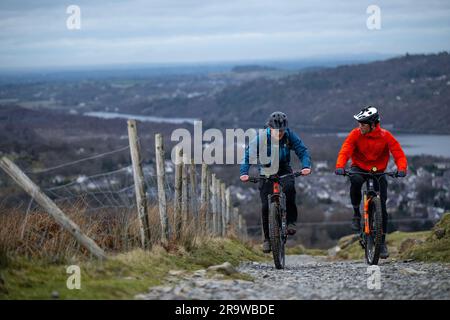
247, 171, 301, 269
249, 172, 299, 209
345, 170, 396, 236
363, 177, 380, 235
269, 181, 285, 206
269, 181, 287, 238
249, 173, 295, 235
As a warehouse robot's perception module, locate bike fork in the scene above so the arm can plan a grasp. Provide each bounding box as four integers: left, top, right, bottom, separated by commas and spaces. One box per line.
358, 193, 370, 249
363, 193, 370, 234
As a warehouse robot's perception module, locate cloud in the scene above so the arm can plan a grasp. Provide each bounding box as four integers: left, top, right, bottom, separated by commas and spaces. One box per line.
0, 0, 449, 68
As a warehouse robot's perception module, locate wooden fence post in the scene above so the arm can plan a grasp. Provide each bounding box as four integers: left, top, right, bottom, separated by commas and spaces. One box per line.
215, 178, 222, 236
200, 163, 207, 234
233, 207, 239, 236
189, 159, 198, 219
206, 169, 211, 233
174, 147, 183, 239
238, 213, 243, 240
210, 173, 217, 235
242, 218, 248, 241
155, 133, 170, 243
0, 157, 107, 259
181, 156, 189, 228
127, 120, 151, 249
225, 187, 231, 236
220, 182, 226, 237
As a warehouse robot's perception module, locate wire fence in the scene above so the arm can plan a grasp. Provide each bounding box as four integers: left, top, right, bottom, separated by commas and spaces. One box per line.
20, 147, 138, 213
0, 120, 248, 260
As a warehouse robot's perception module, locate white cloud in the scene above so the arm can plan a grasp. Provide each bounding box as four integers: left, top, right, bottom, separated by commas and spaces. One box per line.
0, 0, 449, 68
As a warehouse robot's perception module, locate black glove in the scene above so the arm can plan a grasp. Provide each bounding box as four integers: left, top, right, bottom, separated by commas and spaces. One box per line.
396, 170, 407, 178
335, 168, 345, 176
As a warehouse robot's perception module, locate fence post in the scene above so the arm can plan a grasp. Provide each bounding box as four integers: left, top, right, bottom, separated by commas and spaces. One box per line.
189, 159, 198, 220
216, 178, 222, 236
245, 220, 249, 240
181, 156, 189, 229
242, 217, 248, 241
200, 163, 207, 234
233, 207, 239, 236
127, 120, 151, 249
210, 173, 217, 235
0, 157, 107, 259
225, 187, 231, 236
206, 169, 211, 233
174, 147, 183, 239
155, 133, 170, 243
221, 182, 226, 237
238, 213, 243, 240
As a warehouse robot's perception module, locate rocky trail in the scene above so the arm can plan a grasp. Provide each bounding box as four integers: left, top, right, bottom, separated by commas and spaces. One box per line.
136, 255, 450, 300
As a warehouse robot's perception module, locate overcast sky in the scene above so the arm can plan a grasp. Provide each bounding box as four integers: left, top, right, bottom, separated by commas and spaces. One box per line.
1, 0, 449, 69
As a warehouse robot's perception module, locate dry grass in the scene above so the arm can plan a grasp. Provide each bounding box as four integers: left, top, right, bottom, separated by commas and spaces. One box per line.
0, 202, 230, 263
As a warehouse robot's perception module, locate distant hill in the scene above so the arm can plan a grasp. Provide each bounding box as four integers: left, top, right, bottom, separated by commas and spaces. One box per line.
135, 52, 450, 133
231, 65, 278, 73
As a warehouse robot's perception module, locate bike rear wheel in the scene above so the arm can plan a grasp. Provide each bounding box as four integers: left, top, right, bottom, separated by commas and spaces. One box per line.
269, 201, 285, 269
365, 196, 383, 265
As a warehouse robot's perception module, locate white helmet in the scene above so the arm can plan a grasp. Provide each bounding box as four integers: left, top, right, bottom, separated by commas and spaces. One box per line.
353, 106, 380, 124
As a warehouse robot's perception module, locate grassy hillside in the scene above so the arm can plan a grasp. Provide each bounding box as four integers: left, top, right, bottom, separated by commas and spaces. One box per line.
212, 53, 450, 133
0, 205, 267, 299
129, 52, 450, 134
286, 244, 328, 256
333, 213, 450, 262
401, 213, 450, 262
0, 238, 265, 299
333, 230, 430, 261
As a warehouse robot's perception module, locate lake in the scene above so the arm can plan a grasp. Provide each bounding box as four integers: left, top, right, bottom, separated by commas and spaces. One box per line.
395, 134, 450, 158
83, 111, 198, 125
83, 112, 450, 158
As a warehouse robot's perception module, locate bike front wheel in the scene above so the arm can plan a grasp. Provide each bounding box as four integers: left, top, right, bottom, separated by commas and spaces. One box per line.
365, 196, 383, 265
269, 201, 285, 269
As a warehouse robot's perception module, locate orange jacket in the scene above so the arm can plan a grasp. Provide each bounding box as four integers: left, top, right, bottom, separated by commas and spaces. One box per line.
336, 124, 407, 172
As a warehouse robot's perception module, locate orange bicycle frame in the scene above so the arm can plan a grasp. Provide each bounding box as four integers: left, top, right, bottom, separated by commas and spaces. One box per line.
363, 194, 371, 234
273, 182, 280, 195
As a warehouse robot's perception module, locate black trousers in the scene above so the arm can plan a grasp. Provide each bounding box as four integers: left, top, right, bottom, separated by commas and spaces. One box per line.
259, 167, 297, 240
349, 166, 388, 233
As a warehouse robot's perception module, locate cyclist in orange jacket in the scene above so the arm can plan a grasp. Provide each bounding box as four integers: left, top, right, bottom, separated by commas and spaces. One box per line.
335, 106, 408, 258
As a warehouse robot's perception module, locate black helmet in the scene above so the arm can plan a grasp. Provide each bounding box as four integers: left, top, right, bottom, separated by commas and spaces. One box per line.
353, 106, 380, 124
266, 111, 288, 130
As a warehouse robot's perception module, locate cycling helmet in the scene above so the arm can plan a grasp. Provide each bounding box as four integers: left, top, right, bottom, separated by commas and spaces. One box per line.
266, 111, 288, 130
353, 106, 380, 124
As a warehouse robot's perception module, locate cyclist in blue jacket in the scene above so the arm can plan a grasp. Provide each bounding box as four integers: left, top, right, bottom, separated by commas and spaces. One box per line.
240, 112, 311, 253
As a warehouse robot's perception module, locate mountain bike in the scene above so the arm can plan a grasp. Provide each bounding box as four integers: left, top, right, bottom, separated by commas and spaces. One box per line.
248, 172, 302, 269
342, 169, 397, 265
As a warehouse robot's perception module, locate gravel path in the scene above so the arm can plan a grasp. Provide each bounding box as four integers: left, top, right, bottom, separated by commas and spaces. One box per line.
136, 255, 450, 300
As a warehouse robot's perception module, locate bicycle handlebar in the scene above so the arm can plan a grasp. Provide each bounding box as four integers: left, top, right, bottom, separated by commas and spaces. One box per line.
247, 171, 302, 183
343, 170, 398, 178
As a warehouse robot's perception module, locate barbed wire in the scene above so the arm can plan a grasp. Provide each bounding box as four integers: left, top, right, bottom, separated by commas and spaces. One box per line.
44, 165, 133, 191
27, 144, 131, 174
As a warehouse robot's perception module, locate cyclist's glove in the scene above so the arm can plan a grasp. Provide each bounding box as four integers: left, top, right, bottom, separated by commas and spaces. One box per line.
395, 170, 407, 178
335, 168, 345, 176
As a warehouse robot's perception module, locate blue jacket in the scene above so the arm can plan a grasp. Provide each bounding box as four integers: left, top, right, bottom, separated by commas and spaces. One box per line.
240, 127, 311, 176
